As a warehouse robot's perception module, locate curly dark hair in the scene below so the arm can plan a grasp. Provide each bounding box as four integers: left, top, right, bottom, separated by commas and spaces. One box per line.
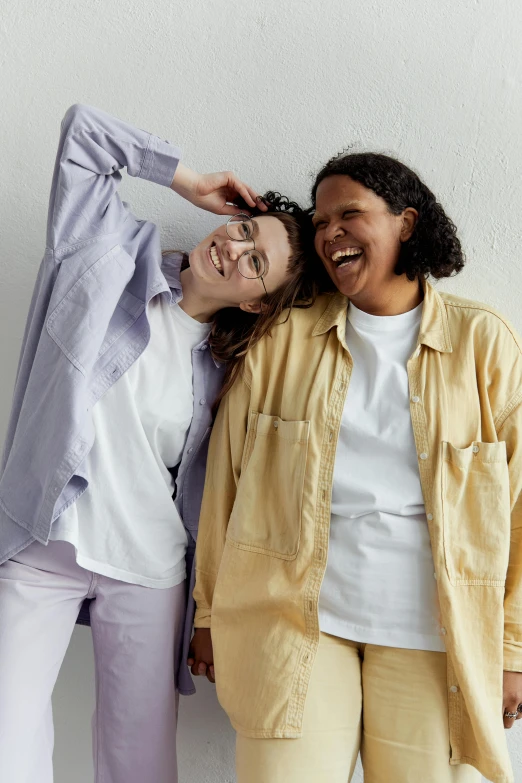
311, 152, 465, 281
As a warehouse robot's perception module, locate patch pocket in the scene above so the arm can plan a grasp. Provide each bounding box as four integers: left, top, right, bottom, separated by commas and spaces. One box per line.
227, 412, 310, 559
47, 245, 136, 375
442, 441, 510, 585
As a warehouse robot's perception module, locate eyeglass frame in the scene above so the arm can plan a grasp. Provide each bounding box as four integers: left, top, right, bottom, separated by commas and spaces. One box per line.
226, 213, 269, 298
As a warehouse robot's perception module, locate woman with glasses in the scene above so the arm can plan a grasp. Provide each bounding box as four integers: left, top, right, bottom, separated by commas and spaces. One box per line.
191, 151, 522, 783
0, 104, 316, 783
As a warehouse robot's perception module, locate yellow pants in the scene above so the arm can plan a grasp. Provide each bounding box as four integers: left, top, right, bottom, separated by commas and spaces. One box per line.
236, 633, 481, 783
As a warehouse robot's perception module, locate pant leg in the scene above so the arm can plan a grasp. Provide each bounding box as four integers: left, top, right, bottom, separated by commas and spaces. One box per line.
0, 541, 91, 783
236, 632, 362, 783
360, 645, 481, 783
89, 576, 186, 783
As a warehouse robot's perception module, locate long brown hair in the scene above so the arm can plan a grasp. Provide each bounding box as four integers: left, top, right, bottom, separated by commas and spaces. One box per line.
165, 192, 319, 407
211, 194, 319, 404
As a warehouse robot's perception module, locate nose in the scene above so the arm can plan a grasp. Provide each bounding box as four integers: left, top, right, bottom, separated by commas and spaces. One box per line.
324, 221, 345, 244
224, 238, 248, 261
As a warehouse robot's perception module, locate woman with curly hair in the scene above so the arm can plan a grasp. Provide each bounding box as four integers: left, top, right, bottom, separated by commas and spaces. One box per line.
191, 152, 522, 783
0, 104, 318, 783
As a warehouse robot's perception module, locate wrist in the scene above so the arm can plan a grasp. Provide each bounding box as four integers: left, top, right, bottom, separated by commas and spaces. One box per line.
170, 162, 199, 197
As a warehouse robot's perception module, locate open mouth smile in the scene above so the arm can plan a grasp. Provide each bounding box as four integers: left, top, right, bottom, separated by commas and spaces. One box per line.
209, 243, 224, 275
330, 247, 364, 269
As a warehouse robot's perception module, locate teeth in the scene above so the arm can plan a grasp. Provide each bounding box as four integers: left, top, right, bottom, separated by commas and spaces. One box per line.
332, 248, 363, 262
210, 244, 223, 272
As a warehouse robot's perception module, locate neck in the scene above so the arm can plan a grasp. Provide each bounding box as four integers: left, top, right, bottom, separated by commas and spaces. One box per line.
178, 268, 221, 322
350, 277, 423, 316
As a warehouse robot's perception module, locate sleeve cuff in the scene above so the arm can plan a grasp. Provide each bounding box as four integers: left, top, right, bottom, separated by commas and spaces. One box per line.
194, 608, 212, 629
503, 641, 522, 672
140, 134, 181, 188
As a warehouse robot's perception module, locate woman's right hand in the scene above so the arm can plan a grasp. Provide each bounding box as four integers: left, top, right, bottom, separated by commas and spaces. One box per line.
188, 628, 215, 683
170, 162, 267, 217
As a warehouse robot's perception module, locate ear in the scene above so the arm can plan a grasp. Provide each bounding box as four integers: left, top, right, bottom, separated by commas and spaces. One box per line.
239, 299, 263, 314
400, 207, 418, 242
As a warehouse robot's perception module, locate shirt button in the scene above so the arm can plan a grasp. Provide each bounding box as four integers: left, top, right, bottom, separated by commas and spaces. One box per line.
433, 572, 437, 580
449, 685, 459, 693
472, 445, 480, 454
412, 395, 420, 403
199, 399, 206, 405
420, 452, 428, 460
188, 447, 194, 454
427, 513, 433, 521
440, 627, 447, 635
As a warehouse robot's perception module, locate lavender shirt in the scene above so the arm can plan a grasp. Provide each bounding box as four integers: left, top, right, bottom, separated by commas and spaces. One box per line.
0, 104, 224, 694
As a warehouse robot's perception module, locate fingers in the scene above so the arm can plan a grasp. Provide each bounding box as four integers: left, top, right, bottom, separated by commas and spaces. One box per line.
227, 174, 268, 212
189, 657, 215, 682
503, 701, 521, 729
190, 660, 207, 677
219, 202, 248, 216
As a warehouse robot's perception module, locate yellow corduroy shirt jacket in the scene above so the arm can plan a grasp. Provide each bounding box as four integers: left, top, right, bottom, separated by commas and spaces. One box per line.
194, 281, 522, 783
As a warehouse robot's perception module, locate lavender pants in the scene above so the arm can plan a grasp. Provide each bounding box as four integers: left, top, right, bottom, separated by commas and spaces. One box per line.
0, 540, 186, 783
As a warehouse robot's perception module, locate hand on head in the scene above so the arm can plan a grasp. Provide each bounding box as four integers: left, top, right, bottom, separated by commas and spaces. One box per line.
171, 162, 268, 216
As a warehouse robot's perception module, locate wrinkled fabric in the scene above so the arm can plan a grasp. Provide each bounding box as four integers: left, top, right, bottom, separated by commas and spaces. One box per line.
194, 282, 522, 783
0, 104, 224, 694
236, 633, 481, 783
0, 540, 186, 783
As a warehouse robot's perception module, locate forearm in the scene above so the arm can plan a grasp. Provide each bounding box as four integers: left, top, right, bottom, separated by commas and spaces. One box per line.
504, 511, 522, 671
193, 372, 251, 627
501, 404, 522, 671
47, 104, 181, 250
170, 161, 199, 196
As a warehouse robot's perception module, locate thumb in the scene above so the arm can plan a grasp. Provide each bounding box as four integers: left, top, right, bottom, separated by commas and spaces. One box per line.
217, 202, 251, 217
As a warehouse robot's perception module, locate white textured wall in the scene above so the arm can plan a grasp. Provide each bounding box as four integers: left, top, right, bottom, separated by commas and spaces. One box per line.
1, 1, 522, 781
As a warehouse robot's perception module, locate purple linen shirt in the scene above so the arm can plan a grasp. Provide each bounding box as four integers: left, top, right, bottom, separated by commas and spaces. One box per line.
0, 104, 224, 694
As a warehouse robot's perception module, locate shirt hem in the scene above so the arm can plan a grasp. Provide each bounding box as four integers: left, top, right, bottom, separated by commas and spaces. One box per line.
452, 756, 513, 783
319, 615, 446, 653
50, 530, 186, 589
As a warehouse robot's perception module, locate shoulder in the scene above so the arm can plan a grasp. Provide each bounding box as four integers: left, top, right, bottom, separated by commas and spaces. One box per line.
242, 294, 336, 380
440, 290, 522, 356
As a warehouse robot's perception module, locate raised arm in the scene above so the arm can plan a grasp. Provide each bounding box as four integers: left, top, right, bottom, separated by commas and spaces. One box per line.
46, 103, 181, 251
46, 103, 266, 252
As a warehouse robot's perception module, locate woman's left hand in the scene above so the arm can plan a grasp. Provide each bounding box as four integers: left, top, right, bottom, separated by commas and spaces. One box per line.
171, 162, 268, 216
503, 671, 522, 728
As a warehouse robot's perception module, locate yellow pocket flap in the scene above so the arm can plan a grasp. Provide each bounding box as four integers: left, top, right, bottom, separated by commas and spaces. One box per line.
252, 413, 310, 443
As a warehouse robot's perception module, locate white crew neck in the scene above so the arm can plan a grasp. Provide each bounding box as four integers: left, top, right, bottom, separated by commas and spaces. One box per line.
169, 300, 211, 337
348, 301, 423, 333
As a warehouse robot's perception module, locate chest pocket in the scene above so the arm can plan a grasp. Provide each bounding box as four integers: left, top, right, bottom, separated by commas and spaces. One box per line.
47, 245, 137, 376
442, 441, 511, 585
227, 412, 310, 560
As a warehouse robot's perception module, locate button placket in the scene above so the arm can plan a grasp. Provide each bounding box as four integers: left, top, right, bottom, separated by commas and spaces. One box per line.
290, 355, 351, 732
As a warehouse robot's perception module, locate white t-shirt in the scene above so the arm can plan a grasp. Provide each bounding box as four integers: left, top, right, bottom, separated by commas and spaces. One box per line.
50, 295, 211, 589
319, 301, 445, 652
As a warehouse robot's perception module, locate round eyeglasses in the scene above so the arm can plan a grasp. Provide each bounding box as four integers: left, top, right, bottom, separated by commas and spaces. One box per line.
226, 214, 269, 297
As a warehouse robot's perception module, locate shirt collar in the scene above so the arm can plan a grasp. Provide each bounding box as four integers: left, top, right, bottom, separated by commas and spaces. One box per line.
312, 279, 453, 353
160, 251, 221, 368
160, 251, 185, 299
